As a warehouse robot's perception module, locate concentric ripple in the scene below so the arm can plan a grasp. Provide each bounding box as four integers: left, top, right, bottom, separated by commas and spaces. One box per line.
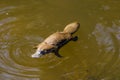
0, 28, 41, 78
0, 7, 66, 79
0, 6, 42, 80
0, 33, 68, 79
92, 23, 120, 54
89, 23, 120, 79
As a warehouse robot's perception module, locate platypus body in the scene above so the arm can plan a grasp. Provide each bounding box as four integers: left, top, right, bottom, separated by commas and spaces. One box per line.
31, 22, 80, 58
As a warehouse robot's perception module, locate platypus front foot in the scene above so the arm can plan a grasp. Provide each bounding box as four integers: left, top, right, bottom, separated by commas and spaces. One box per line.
54, 51, 62, 58
72, 36, 78, 41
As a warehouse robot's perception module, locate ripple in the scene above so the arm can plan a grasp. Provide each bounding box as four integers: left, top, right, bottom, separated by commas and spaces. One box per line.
0, 29, 67, 80
0, 9, 66, 79
0, 6, 15, 15
91, 23, 120, 79
0, 25, 42, 79
0, 39, 41, 78
0, 17, 17, 26
92, 23, 115, 53
92, 23, 120, 59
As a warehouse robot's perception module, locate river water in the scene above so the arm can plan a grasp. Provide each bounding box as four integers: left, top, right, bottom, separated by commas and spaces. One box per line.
0, 0, 120, 80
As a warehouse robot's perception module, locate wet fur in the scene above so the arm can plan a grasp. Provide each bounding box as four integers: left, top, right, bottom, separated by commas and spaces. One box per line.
32, 22, 80, 58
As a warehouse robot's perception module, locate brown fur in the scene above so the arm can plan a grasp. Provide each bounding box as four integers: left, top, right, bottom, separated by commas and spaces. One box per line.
31, 22, 80, 58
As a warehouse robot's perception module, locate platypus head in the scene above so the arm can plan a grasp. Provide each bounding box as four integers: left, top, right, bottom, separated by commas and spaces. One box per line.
31, 42, 56, 58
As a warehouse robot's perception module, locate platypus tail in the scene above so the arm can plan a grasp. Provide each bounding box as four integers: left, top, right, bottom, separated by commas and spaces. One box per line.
63, 22, 80, 34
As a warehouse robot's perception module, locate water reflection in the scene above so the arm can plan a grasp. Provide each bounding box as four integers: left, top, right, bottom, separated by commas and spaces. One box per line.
90, 23, 120, 79
93, 23, 120, 53
92, 23, 115, 53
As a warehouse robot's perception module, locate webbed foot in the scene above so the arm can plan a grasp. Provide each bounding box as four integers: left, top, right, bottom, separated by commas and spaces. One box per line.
72, 36, 78, 41
54, 51, 62, 58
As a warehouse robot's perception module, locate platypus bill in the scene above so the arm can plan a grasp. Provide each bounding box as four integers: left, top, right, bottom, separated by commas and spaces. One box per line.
31, 22, 80, 58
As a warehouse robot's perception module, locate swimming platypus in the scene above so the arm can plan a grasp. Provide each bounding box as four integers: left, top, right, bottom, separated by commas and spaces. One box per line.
31, 22, 80, 58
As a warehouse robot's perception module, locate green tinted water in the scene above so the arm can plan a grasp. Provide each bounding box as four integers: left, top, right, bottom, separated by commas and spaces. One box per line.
0, 0, 120, 80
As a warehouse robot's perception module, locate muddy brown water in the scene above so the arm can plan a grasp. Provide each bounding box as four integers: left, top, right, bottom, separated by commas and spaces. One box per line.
0, 0, 120, 80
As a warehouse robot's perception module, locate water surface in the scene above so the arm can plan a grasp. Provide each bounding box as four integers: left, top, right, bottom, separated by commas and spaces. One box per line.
0, 0, 120, 80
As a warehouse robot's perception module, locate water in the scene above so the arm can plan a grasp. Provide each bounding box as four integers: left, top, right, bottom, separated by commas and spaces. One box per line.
0, 0, 120, 80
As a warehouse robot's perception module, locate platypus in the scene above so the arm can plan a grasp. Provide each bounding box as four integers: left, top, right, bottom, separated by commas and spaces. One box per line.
31, 22, 80, 58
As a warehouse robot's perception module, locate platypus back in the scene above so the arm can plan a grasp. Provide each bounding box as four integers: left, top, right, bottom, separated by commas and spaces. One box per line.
32, 22, 80, 58
63, 22, 80, 34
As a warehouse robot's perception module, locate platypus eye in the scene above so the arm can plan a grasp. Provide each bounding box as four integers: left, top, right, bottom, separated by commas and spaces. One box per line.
40, 50, 46, 55
40, 49, 48, 55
